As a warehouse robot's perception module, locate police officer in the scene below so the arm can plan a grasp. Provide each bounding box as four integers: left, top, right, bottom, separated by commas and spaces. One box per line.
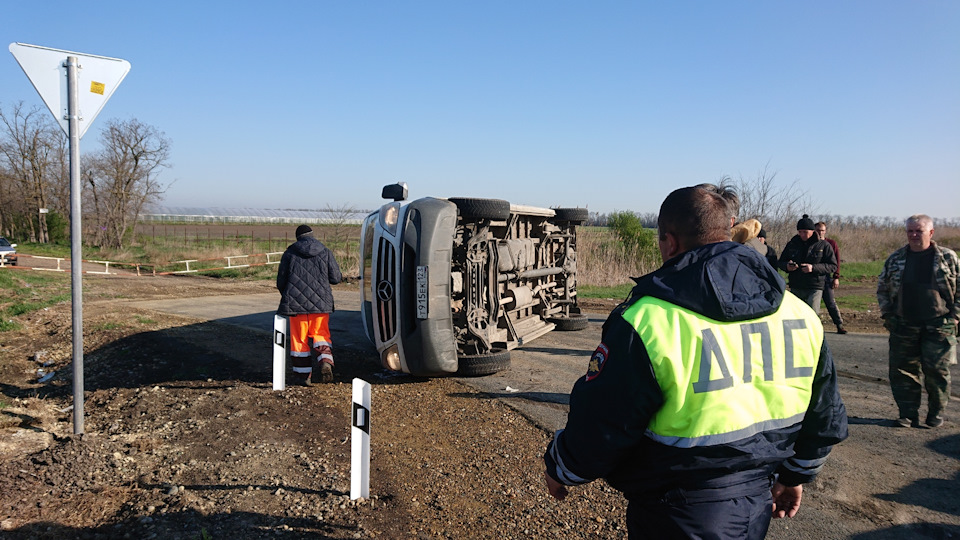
543, 184, 848, 539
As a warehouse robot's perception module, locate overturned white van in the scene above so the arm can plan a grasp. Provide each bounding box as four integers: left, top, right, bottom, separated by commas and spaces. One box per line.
360, 183, 588, 377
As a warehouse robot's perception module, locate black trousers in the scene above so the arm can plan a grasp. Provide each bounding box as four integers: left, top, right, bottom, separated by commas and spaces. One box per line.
822, 279, 843, 326
626, 480, 773, 540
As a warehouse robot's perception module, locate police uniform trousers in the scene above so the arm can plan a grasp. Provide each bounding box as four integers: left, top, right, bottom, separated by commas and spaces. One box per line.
626, 477, 774, 540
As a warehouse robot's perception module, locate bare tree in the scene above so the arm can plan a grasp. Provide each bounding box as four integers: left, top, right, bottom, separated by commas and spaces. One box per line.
86, 118, 171, 248
733, 162, 819, 250
323, 202, 363, 277
47, 130, 71, 216
0, 164, 16, 237
0, 102, 65, 243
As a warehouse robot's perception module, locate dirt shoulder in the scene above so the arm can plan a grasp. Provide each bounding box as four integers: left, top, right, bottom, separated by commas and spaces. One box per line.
0, 275, 629, 538
1, 275, 957, 539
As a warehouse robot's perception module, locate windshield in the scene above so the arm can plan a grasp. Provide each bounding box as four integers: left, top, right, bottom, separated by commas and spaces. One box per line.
360, 214, 376, 304
360, 213, 378, 342
0, 239, 11, 248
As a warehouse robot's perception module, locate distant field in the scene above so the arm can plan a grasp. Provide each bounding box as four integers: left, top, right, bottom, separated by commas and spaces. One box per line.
133, 223, 360, 251
13, 221, 953, 307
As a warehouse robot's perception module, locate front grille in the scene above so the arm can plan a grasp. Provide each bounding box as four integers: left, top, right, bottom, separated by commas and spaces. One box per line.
375, 238, 398, 343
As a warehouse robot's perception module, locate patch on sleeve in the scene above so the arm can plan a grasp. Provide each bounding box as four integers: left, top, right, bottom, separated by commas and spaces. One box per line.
585, 343, 610, 382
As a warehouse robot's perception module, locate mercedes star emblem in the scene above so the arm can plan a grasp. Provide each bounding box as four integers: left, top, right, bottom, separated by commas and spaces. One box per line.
376, 280, 394, 302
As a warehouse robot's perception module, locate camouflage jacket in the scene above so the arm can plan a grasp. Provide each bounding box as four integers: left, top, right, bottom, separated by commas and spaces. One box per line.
876, 241, 960, 319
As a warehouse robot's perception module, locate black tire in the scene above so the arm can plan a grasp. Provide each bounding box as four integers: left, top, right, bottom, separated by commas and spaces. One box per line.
547, 314, 589, 331
449, 197, 511, 221
552, 207, 589, 223
456, 348, 511, 376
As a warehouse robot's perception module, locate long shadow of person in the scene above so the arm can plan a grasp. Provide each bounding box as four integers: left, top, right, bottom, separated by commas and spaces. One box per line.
874, 433, 960, 517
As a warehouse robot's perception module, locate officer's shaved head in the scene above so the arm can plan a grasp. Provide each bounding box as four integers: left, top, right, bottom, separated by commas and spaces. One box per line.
658, 184, 735, 250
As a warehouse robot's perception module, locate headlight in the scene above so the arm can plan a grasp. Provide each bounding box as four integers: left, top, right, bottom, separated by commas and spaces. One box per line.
382, 344, 402, 372
379, 203, 400, 236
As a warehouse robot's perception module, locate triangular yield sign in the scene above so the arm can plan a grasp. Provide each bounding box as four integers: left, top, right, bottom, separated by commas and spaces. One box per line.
9, 42, 131, 139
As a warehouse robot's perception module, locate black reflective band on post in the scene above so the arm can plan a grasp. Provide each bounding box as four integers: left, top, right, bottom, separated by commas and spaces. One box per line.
353, 403, 370, 434
274, 330, 285, 346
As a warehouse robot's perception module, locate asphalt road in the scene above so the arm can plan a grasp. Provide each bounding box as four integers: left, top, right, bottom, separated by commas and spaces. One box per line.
130, 289, 951, 434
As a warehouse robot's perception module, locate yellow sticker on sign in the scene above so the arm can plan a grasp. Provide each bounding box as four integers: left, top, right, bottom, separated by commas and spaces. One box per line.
90, 81, 105, 95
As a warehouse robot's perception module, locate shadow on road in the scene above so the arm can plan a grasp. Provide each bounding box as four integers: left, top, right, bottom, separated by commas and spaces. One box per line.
848, 523, 960, 539
847, 417, 896, 426
13, 312, 433, 398
519, 345, 591, 357
874, 433, 960, 517
448, 390, 570, 407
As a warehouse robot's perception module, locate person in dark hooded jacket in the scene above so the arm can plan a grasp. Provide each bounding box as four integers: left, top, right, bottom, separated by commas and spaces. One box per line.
778, 215, 837, 311
543, 185, 847, 539
277, 225, 343, 385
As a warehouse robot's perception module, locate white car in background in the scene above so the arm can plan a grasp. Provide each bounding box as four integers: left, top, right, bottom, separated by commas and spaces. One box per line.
0, 237, 17, 266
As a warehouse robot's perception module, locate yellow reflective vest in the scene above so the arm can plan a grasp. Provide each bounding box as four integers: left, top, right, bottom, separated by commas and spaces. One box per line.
622, 293, 823, 448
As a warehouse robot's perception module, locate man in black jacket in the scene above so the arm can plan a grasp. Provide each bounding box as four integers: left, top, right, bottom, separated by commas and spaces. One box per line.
543, 185, 847, 539
277, 225, 343, 385
778, 215, 838, 311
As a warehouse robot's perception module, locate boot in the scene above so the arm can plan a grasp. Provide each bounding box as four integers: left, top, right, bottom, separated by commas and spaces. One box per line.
836, 324, 847, 334
319, 362, 333, 383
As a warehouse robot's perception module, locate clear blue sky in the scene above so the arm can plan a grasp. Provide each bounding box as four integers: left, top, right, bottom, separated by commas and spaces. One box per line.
3, 1, 958, 219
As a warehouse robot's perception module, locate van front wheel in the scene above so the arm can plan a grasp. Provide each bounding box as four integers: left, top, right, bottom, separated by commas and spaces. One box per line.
456, 349, 511, 377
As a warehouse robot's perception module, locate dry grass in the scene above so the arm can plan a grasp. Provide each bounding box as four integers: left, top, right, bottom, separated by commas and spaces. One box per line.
124, 230, 361, 277
120, 222, 960, 288
576, 224, 960, 288
577, 227, 661, 287
818, 225, 960, 263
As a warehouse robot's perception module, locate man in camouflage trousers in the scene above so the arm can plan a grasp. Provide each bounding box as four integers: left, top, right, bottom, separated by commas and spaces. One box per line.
877, 214, 959, 428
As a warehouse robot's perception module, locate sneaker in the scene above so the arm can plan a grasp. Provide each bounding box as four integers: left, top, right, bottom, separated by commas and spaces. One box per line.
926, 414, 944, 428
896, 417, 918, 428
319, 363, 334, 383
836, 325, 847, 335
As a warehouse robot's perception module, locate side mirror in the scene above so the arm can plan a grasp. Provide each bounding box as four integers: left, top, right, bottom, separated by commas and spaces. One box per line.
10, 244, 16, 248
381, 182, 408, 202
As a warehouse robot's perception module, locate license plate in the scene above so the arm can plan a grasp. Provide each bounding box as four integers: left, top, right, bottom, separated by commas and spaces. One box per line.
416, 265, 429, 319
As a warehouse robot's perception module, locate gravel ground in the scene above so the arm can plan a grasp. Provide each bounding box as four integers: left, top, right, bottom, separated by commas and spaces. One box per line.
0, 275, 627, 539
1, 274, 958, 539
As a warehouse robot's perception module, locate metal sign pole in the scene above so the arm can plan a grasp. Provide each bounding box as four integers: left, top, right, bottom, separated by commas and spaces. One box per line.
10, 43, 130, 436
66, 56, 84, 435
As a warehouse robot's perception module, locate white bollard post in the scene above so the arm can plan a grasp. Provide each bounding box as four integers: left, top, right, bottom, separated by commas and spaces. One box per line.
273, 315, 287, 391
351, 378, 371, 500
